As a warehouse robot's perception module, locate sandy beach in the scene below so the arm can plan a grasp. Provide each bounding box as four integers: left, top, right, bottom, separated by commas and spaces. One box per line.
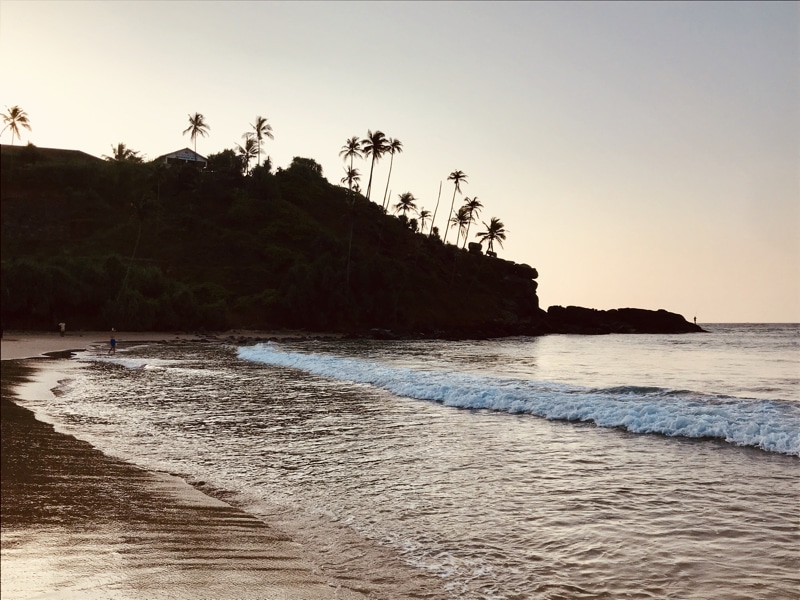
1, 332, 366, 600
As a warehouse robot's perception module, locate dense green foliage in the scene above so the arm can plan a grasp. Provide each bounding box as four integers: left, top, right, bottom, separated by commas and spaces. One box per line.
1, 145, 542, 334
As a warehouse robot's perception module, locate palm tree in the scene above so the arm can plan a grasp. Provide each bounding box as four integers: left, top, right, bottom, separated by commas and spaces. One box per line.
236, 133, 258, 174
418, 209, 431, 233
476, 217, 507, 255
103, 142, 143, 163
460, 196, 483, 248
381, 138, 403, 211
339, 136, 363, 172
361, 129, 388, 203
450, 205, 472, 247
442, 170, 467, 244
1, 105, 31, 144
393, 192, 418, 218
341, 166, 361, 191
183, 112, 210, 154
250, 116, 274, 167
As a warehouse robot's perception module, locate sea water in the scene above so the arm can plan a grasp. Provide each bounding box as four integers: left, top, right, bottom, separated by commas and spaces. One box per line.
23, 324, 800, 598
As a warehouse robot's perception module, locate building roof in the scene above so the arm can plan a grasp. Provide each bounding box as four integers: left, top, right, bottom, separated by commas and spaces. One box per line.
155, 147, 207, 163
0, 144, 103, 163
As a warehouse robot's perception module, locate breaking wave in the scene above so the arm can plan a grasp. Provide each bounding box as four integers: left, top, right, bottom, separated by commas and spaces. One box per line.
238, 343, 800, 456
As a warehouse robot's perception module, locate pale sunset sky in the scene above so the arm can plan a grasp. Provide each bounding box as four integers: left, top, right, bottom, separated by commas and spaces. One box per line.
1, 1, 797, 322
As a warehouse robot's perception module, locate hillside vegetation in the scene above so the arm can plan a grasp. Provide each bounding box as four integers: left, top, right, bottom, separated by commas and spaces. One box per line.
1, 144, 544, 336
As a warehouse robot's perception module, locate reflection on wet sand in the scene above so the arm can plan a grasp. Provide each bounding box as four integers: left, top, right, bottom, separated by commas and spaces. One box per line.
1, 360, 365, 599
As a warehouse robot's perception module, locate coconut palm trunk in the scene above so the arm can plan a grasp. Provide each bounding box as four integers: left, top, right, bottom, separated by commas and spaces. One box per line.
381, 138, 403, 210
442, 170, 467, 245
429, 181, 443, 238
362, 130, 388, 203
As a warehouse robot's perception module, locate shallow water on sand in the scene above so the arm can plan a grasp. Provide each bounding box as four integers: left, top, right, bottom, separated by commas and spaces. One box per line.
22, 325, 800, 598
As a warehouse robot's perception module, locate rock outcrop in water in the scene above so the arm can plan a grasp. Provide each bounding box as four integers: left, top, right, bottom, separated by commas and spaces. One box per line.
545, 306, 704, 334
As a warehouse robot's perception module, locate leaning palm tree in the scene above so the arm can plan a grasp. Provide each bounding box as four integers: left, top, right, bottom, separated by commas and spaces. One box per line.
183, 112, 210, 154
250, 116, 274, 167
393, 192, 418, 218
361, 129, 389, 203
476, 217, 507, 255
442, 170, 467, 244
381, 138, 403, 211
450, 205, 472, 247
339, 136, 363, 172
103, 142, 143, 163
1, 105, 31, 144
236, 134, 258, 174
460, 196, 483, 248
418, 209, 431, 234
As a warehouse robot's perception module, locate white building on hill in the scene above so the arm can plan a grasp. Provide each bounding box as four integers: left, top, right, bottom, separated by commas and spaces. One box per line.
156, 148, 207, 167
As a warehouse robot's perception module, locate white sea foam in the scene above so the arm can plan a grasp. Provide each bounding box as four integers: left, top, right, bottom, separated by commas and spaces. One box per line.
237, 343, 800, 456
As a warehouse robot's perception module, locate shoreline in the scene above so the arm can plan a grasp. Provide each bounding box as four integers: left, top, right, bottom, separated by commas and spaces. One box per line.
1, 329, 344, 362
1, 335, 367, 599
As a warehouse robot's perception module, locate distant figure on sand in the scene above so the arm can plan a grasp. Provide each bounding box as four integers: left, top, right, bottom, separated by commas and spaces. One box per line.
59, 322, 66, 337
109, 329, 116, 355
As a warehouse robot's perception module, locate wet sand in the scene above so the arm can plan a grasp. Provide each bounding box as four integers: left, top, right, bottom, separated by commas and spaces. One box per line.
1, 333, 366, 599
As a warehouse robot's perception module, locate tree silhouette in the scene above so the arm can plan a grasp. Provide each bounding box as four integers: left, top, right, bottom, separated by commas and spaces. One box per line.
393, 192, 418, 218
183, 112, 210, 154
236, 134, 258, 174
460, 196, 483, 248
1, 105, 31, 145
418, 209, 431, 234
339, 136, 363, 173
381, 138, 403, 211
449, 205, 471, 247
250, 116, 274, 167
476, 217, 507, 255
361, 129, 388, 203
103, 143, 143, 163
442, 170, 467, 245
341, 166, 361, 191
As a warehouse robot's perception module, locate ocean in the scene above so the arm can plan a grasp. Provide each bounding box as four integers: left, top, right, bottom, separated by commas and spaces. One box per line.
22, 324, 800, 599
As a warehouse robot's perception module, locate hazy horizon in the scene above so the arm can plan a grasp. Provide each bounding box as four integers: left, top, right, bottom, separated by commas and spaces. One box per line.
1, 1, 797, 322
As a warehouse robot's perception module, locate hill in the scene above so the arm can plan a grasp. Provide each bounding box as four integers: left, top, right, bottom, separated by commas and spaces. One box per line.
1, 145, 702, 337
1, 144, 547, 336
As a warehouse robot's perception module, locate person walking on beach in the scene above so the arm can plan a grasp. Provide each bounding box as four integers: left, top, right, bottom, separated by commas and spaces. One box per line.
59, 322, 66, 337
109, 329, 116, 355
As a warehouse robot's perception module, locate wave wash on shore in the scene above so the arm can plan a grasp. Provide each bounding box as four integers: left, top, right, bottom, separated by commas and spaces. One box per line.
238, 343, 800, 456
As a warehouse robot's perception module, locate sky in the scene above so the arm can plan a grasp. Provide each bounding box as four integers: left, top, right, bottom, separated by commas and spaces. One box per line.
1, 1, 797, 322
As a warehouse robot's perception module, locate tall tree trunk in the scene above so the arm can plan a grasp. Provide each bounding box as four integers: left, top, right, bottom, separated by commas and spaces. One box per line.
382, 154, 395, 210
462, 218, 473, 249
365, 155, 377, 202
442, 187, 458, 245
429, 181, 442, 238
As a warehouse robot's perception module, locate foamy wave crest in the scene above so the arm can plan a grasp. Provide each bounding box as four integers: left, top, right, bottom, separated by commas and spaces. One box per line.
237, 344, 800, 456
